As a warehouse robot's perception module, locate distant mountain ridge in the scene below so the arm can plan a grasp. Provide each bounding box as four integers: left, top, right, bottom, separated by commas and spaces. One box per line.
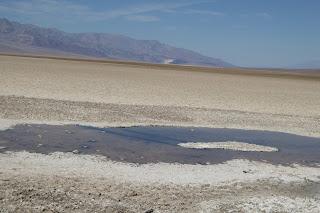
0, 18, 233, 67
289, 60, 320, 69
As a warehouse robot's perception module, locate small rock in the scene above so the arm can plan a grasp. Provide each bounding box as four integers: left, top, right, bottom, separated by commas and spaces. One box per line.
37, 144, 43, 148
72, 149, 80, 154
0, 146, 6, 150
81, 145, 89, 149
145, 209, 154, 213
88, 139, 96, 143
128, 192, 138, 197
201, 184, 210, 188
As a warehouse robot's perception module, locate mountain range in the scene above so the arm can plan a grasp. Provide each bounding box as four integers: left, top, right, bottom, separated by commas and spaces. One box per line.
0, 18, 233, 67
289, 60, 320, 69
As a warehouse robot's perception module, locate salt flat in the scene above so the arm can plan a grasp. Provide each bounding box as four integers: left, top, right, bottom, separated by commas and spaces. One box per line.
0, 55, 319, 137
177, 141, 279, 152
0, 55, 319, 212
0, 55, 319, 117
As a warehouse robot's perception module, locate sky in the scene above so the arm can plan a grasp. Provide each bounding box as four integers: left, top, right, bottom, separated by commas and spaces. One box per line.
0, 0, 319, 68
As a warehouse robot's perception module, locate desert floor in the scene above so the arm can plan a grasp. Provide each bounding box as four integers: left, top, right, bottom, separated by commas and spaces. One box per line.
0, 55, 320, 212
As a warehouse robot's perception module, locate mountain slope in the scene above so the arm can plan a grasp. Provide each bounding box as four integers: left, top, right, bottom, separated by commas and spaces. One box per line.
290, 60, 320, 69
0, 18, 233, 67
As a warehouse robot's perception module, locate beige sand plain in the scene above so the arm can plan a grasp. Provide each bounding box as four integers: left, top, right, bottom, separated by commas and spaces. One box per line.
0, 55, 320, 212
1, 55, 320, 117
0, 55, 320, 136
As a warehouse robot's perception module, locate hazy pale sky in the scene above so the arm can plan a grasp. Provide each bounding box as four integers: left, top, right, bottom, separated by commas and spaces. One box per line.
1, 0, 319, 67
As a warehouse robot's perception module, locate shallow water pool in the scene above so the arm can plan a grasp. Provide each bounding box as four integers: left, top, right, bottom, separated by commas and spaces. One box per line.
0, 124, 320, 166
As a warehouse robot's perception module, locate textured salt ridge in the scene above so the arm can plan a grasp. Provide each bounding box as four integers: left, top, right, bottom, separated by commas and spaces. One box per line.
1, 151, 320, 186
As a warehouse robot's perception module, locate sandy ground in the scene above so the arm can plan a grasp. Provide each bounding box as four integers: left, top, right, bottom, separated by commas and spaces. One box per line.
0, 55, 320, 212
0, 95, 319, 137
1, 55, 320, 117
1, 152, 320, 212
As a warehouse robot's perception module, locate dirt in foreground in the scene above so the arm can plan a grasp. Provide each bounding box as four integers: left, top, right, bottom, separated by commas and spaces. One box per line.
0, 151, 320, 212
0, 151, 320, 213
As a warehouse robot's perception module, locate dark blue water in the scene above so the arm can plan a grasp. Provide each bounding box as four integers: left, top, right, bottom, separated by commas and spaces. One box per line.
1, 124, 320, 166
